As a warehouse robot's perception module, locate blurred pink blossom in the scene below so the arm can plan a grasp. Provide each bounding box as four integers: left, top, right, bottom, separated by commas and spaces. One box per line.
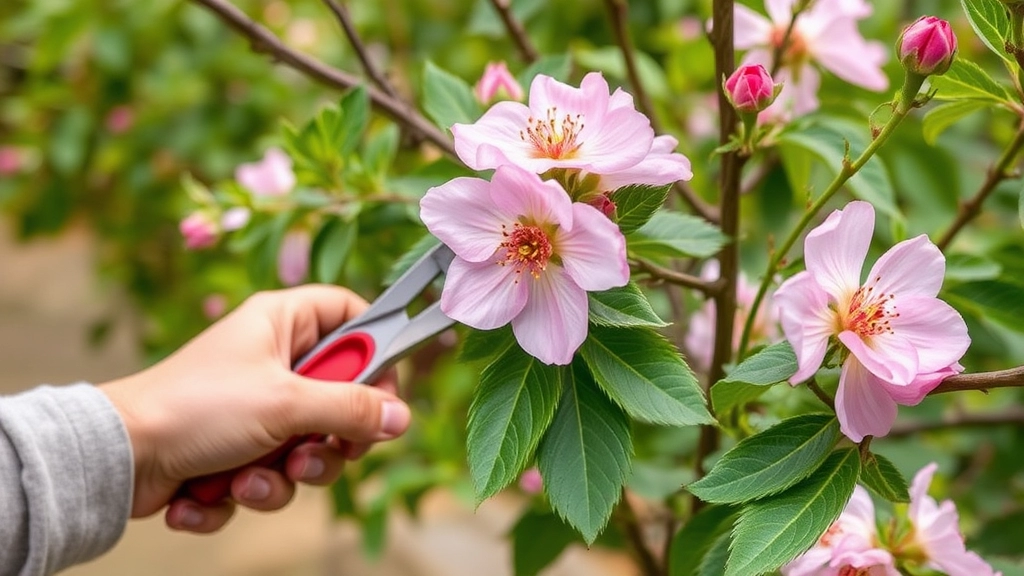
220, 207, 251, 231
202, 294, 229, 320
104, 106, 134, 134
277, 229, 311, 286
179, 212, 219, 250
420, 165, 628, 365
0, 146, 20, 175
518, 468, 543, 494
730, 0, 888, 121
474, 61, 524, 104
898, 16, 957, 77
236, 147, 296, 197
678, 16, 704, 42
774, 201, 969, 441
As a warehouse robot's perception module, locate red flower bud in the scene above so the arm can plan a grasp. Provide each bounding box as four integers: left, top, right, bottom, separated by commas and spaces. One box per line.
724, 64, 779, 114
897, 16, 957, 77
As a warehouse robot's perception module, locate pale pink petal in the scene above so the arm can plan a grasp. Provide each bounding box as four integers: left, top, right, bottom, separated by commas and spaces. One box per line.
781, 546, 832, 576
765, 0, 796, 25
420, 177, 509, 262
512, 268, 588, 365
909, 462, 939, 523
608, 87, 636, 112
842, 485, 876, 528
865, 235, 945, 299
734, 4, 773, 49
927, 550, 1001, 576
887, 296, 969, 374
835, 357, 899, 442
531, 72, 610, 127
440, 257, 528, 330
575, 104, 655, 173
490, 165, 574, 232
810, 23, 889, 91
598, 135, 693, 190
804, 201, 873, 303
278, 230, 311, 286
685, 299, 715, 374
839, 330, 918, 386
557, 203, 629, 291
774, 271, 834, 383
236, 147, 295, 196
220, 207, 251, 231
882, 363, 963, 405
452, 101, 535, 171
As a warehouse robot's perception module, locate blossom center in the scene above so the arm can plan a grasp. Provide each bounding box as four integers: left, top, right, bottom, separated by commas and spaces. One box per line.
769, 25, 810, 67
499, 223, 553, 280
837, 567, 871, 576
841, 281, 898, 338
818, 523, 844, 547
520, 107, 584, 159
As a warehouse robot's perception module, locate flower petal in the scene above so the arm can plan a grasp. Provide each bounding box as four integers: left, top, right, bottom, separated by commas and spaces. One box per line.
804, 201, 874, 303
835, 357, 899, 442
765, 0, 796, 24
734, 4, 773, 49
839, 330, 918, 386
598, 135, 693, 190
865, 235, 945, 299
452, 101, 534, 171
278, 230, 311, 286
531, 72, 610, 127
811, 25, 889, 91
909, 462, 939, 524
558, 203, 629, 291
420, 176, 508, 262
490, 165, 574, 231
882, 363, 963, 406
774, 271, 835, 383
512, 269, 588, 365
575, 103, 655, 173
888, 295, 970, 374
440, 256, 528, 330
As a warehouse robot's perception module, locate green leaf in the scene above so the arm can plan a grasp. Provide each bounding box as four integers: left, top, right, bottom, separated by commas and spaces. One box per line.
689, 414, 840, 504
422, 61, 483, 131
720, 341, 798, 386
944, 280, 1024, 333
627, 211, 728, 259
931, 59, 1014, 103
1019, 180, 1024, 229
517, 53, 572, 86
313, 218, 357, 284
538, 360, 632, 544
612, 184, 672, 234
860, 452, 910, 503
337, 86, 370, 156
581, 326, 713, 427
588, 282, 668, 328
922, 100, 988, 145
669, 505, 738, 576
945, 253, 1002, 282
725, 448, 860, 576
363, 124, 400, 179
961, 0, 1014, 64
330, 474, 357, 517
511, 510, 581, 576
468, 345, 563, 501
385, 234, 441, 286
458, 325, 516, 363
779, 122, 900, 220
698, 532, 733, 576
711, 381, 771, 414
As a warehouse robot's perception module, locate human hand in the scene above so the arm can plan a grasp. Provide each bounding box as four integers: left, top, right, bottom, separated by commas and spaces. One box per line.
100, 285, 411, 533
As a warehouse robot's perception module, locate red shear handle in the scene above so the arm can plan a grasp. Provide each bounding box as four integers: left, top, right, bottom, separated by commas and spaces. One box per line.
182, 332, 375, 506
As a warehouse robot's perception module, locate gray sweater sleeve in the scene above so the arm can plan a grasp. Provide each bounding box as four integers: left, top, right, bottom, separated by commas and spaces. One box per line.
0, 384, 133, 576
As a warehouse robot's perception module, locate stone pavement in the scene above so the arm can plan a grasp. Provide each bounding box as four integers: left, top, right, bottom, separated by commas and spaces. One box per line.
0, 222, 636, 576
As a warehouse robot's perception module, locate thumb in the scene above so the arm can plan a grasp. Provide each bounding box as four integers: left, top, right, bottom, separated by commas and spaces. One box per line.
276, 376, 411, 443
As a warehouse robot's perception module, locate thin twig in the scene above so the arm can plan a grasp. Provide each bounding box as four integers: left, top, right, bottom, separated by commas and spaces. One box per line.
889, 407, 1024, 438
806, 378, 835, 411
936, 119, 1024, 251
928, 366, 1024, 395
488, 0, 539, 63
616, 490, 661, 576
769, 9, 801, 77
674, 182, 720, 223
321, 0, 400, 99
190, 0, 455, 158
632, 258, 721, 295
603, 0, 659, 132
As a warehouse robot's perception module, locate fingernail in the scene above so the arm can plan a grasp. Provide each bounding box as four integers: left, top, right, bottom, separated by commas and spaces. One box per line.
300, 456, 325, 481
380, 400, 410, 438
179, 504, 205, 528
243, 474, 271, 501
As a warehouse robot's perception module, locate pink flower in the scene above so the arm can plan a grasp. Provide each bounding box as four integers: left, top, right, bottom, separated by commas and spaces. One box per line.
236, 147, 296, 196
202, 294, 228, 319
783, 487, 899, 576
179, 212, 219, 250
906, 463, 1001, 576
220, 206, 251, 231
596, 135, 693, 192
725, 64, 779, 113
278, 229, 311, 286
774, 201, 969, 442
732, 0, 888, 121
518, 467, 543, 494
474, 61, 524, 104
104, 105, 134, 134
420, 165, 629, 365
0, 146, 20, 175
897, 16, 957, 77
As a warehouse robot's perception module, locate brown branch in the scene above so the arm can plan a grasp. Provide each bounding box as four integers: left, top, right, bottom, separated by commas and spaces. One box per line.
488, 0, 539, 63
806, 378, 835, 411
889, 407, 1024, 438
190, 0, 455, 158
615, 490, 661, 576
632, 258, 721, 295
936, 118, 1024, 251
603, 0, 659, 132
321, 0, 400, 99
674, 182, 720, 223
928, 366, 1024, 395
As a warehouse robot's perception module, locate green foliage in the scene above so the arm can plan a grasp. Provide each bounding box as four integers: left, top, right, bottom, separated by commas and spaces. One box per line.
510, 509, 582, 576
538, 360, 632, 545
613, 184, 672, 234
725, 449, 861, 576
688, 414, 840, 504
960, 0, 1014, 65
945, 280, 1024, 333
458, 326, 516, 363
860, 452, 910, 503
313, 217, 357, 283
588, 283, 669, 328
922, 101, 989, 145
669, 505, 739, 576
627, 211, 729, 259
931, 59, 1014, 104
422, 60, 483, 132
711, 341, 797, 413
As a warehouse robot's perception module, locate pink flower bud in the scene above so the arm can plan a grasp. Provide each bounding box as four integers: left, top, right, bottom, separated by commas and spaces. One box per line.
897, 16, 957, 77
104, 106, 134, 134
179, 212, 219, 250
202, 294, 228, 319
518, 467, 543, 494
0, 146, 21, 175
724, 64, 779, 114
587, 193, 617, 219
278, 229, 311, 286
474, 61, 524, 104
236, 147, 296, 197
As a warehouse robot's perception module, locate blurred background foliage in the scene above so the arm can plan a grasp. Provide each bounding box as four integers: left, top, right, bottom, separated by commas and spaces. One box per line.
2, 0, 1023, 571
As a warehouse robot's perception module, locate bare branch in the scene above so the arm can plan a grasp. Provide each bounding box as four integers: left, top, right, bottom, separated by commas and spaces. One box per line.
674, 182, 720, 223
889, 407, 1024, 438
321, 0, 400, 99
488, 0, 539, 63
190, 0, 455, 158
929, 366, 1024, 396
632, 258, 721, 295
603, 0, 659, 132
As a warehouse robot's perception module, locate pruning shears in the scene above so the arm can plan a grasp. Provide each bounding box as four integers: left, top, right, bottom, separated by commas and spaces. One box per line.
183, 243, 456, 506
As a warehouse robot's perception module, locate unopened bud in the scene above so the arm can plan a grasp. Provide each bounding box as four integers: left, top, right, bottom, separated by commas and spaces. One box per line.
179, 212, 219, 250
724, 64, 780, 114
518, 468, 543, 494
897, 16, 957, 77
587, 192, 617, 219
474, 61, 524, 104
